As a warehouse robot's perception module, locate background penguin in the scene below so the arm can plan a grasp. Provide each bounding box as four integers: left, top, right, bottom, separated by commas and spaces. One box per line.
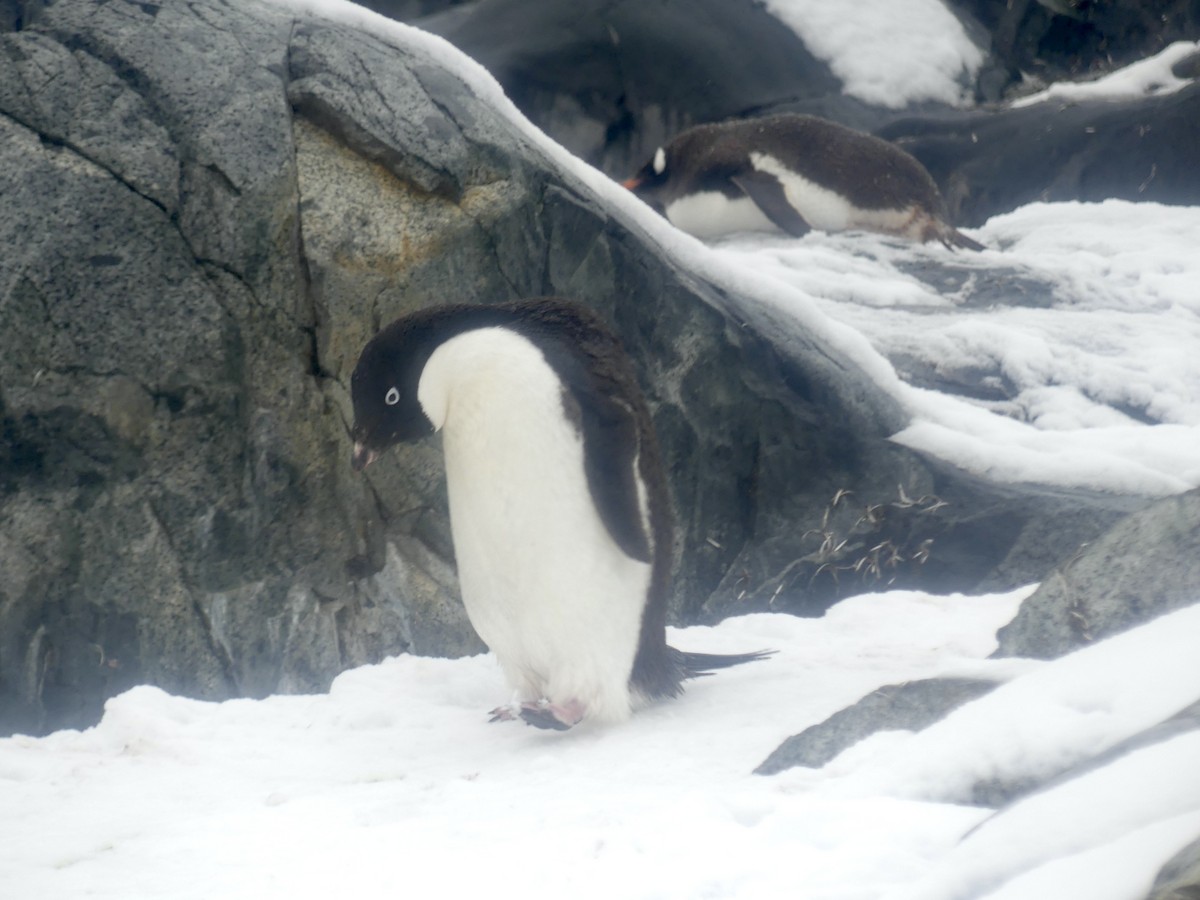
624, 113, 985, 251
350, 297, 770, 730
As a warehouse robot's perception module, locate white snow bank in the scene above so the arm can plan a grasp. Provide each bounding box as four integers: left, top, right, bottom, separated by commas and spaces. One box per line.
761, 0, 985, 108
1012, 40, 1200, 108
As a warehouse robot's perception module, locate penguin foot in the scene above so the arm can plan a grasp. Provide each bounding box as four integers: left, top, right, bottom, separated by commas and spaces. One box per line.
519, 706, 573, 731
488, 699, 585, 730
518, 698, 585, 731
488, 704, 520, 723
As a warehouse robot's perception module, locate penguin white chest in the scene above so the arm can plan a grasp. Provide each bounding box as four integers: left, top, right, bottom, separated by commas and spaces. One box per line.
750, 152, 918, 236
417, 327, 651, 723
664, 191, 777, 239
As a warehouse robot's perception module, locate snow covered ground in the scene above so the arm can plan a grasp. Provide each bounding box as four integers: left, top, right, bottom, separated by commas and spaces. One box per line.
4, 591, 1199, 899
711, 200, 1200, 496
4, 2, 1198, 898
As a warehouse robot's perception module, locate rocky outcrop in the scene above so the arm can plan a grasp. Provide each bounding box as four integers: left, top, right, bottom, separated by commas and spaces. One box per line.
409, 0, 850, 178
882, 79, 1200, 226
755, 677, 997, 776
0, 0, 1157, 735
758, 491, 1200, 895
756, 616, 1200, 897
947, 0, 1200, 88
762, 491, 1200, 783
389, 0, 1200, 223
1149, 833, 1200, 900
995, 488, 1200, 659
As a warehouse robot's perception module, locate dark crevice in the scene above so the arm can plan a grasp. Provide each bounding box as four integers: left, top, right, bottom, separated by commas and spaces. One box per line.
2, 108, 173, 220
301, 324, 334, 380
283, 17, 333, 390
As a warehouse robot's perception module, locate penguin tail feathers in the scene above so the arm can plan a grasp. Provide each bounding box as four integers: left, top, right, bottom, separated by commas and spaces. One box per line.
940, 226, 986, 252
673, 647, 776, 680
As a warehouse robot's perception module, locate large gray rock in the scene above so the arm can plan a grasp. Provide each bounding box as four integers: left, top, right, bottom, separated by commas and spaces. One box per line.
1148, 834, 1200, 900
410, 0, 852, 178
0, 0, 1152, 736
755, 677, 997, 776
947, 0, 1200, 90
995, 488, 1200, 660
882, 77, 1200, 227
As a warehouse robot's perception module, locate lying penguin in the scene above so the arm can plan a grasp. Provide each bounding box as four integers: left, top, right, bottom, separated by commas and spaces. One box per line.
350, 297, 769, 730
624, 113, 984, 251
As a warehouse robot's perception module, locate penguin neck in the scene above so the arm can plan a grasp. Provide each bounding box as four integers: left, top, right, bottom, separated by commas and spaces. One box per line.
417, 327, 552, 434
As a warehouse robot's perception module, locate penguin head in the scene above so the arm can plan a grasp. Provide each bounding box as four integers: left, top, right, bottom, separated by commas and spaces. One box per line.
349, 315, 443, 471
622, 145, 670, 207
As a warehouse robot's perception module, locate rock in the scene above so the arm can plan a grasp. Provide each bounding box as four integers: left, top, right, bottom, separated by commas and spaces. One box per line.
758, 664, 1200, 811
995, 488, 1200, 660
971, 696, 1200, 809
947, 0, 1200, 92
882, 80, 1200, 227
953, 710, 1200, 893
411, 0, 854, 178
755, 677, 997, 775
0, 0, 466, 735
1148, 834, 1200, 900
392, 0, 1200, 223
0, 0, 1152, 736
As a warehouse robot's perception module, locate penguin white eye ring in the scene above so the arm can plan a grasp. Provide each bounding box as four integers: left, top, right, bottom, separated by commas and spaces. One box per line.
384, 387, 400, 406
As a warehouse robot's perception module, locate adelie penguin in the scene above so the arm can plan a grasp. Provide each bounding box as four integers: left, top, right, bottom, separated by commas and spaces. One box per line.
350, 297, 770, 730
624, 113, 984, 251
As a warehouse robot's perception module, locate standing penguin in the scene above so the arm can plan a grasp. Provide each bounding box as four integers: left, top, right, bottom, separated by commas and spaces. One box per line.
624, 113, 984, 250
350, 297, 768, 730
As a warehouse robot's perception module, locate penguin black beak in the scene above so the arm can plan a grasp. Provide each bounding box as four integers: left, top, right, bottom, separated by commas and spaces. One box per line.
351, 441, 378, 472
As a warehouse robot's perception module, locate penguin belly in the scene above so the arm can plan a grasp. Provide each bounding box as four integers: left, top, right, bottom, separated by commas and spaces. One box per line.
750, 152, 920, 238
418, 327, 651, 724
664, 191, 778, 239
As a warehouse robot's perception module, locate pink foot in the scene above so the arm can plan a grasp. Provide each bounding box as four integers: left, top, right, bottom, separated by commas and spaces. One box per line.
519, 698, 585, 731
488, 704, 519, 723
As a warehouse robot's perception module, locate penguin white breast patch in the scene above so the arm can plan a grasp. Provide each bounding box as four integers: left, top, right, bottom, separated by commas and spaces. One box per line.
418, 327, 651, 723
664, 191, 777, 239
750, 152, 917, 235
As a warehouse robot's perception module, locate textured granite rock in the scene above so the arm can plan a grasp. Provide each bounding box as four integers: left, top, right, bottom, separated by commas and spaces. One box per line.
755, 677, 998, 775
995, 488, 1200, 660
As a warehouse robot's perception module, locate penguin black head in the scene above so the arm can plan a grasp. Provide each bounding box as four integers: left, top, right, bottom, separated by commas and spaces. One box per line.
349, 312, 446, 471
622, 145, 670, 208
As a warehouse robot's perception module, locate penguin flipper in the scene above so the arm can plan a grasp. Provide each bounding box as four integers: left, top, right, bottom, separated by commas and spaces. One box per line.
731, 172, 811, 237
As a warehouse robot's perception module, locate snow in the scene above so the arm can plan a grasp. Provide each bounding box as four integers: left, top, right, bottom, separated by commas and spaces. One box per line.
761, 0, 985, 108
1012, 40, 1200, 108
5, 2, 1198, 898
4, 591, 1200, 899
711, 200, 1200, 495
